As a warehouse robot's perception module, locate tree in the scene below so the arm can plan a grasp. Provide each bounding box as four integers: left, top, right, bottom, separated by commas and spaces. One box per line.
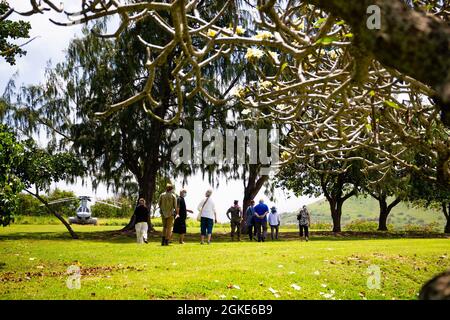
407, 158, 450, 234
0, 124, 85, 237
0, 124, 24, 226
277, 156, 363, 232
14, 140, 86, 238
0, 1, 31, 65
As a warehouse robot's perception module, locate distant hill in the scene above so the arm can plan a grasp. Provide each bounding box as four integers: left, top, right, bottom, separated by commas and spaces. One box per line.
280, 196, 446, 228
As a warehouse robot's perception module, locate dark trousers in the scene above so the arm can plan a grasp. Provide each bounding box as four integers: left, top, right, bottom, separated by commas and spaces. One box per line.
255, 220, 267, 242
230, 220, 241, 239
299, 225, 309, 238
270, 225, 279, 240
247, 224, 256, 240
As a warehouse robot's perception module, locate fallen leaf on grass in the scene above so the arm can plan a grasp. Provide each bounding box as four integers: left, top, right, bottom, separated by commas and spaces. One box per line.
290, 284, 301, 291
268, 287, 278, 294
313, 270, 320, 275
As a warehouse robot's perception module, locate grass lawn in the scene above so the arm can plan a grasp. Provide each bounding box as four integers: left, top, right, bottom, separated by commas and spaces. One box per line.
0, 224, 449, 300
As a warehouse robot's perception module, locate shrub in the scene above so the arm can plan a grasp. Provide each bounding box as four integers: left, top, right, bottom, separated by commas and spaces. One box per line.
344, 220, 386, 232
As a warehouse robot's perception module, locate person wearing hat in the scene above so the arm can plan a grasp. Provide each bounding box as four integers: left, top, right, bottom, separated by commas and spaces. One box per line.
158, 183, 177, 246
173, 189, 193, 244
226, 200, 243, 241
268, 206, 281, 240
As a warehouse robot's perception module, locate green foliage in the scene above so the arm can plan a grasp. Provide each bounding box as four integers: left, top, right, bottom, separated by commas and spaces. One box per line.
90, 196, 134, 218
16, 189, 79, 217
0, 124, 24, 226
344, 220, 382, 232
281, 197, 446, 228
15, 140, 85, 191
0, 1, 31, 65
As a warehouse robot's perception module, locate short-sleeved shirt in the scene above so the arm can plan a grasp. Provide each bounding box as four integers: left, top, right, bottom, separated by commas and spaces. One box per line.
254, 203, 269, 222
297, 208, 310, 226
197, 197, 216, 220
227, 206, 242, 222
159, 191, 177, 218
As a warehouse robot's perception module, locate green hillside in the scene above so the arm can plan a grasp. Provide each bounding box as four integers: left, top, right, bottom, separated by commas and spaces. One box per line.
281, 196, 446, 229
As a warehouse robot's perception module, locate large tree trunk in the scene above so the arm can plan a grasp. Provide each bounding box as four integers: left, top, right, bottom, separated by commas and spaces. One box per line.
378, 196, 389, 231
122, 172, 158, 232
26, 189, 78, 239
329, 199, 343, 233
241, 164, 269, 232
377, 195, 401, 231
443, 202, 450, 234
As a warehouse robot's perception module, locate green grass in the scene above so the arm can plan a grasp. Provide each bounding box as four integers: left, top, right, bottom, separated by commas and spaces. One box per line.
0, 224, 449, 300
282, 197, 446, 231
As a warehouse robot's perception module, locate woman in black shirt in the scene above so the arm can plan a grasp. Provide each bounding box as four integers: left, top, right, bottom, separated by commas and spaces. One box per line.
173, 189, 193, 244
134, 198, 150, 244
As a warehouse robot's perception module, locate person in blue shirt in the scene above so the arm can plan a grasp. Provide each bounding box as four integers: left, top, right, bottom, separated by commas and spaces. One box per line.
245, 200, 256, 241
253, 199, 269, 242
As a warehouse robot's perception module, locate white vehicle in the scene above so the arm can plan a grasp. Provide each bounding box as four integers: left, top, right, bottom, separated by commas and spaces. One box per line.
45, 196, 121, 225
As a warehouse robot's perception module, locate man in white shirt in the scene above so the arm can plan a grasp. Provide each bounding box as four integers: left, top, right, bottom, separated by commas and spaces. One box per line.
197, 189, 218, 244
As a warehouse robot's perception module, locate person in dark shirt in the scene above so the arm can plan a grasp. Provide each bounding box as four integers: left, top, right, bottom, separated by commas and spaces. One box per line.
134, 198, 150, 244
226, 200, 243, 241
173, 189, 193, 244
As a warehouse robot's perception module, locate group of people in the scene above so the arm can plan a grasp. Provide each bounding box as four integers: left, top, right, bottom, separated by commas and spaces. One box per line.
133, 184, 312, 245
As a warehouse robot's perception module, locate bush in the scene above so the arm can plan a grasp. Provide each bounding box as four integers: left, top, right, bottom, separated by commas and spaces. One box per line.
344, 220, 382, 232
310, 221, 333, 231
400, 222, 441, 233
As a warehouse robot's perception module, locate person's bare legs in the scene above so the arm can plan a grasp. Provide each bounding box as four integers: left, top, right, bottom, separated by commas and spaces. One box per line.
201, 235, 205, 244
207, 233, 212, 244
179, 234, 185, 244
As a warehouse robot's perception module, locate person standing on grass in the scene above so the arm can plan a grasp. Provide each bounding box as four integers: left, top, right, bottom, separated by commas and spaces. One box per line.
254, 199, 269, 242
297, 205, 311, 241
245, 200, 256, 241
268, 206, 281, 240
158, 183, 177, 246
226, 200, 243, 241
173, 189, 193, 244
134, 198, 150, 244
197, 189, 217, 245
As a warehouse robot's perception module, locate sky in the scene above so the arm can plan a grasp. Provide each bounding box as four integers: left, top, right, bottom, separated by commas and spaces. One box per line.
1, 1, 321, 222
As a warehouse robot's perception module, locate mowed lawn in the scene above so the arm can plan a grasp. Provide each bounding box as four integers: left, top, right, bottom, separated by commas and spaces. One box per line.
0, 224, 449, 300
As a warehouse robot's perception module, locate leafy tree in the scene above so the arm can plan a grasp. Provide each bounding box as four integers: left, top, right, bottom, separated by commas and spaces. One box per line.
407, 161, 450, 234
0, 123, 24, 226
15, 141, 86, 238
0, 1, 31, 65
277, 156, 364, 232
17, 188, 79, 217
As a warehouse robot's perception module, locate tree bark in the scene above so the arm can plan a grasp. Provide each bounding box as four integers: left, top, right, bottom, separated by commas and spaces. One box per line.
303, 0, 450, 125
329, 199, 343, 233
377, 194, 402, 231
378, 203, 389, 231
241, 164, 268, 232
443, 202, 450, 234
25, 189, 78, 239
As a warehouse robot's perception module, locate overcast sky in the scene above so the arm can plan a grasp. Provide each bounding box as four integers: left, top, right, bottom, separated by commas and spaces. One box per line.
1, 1, 320, 221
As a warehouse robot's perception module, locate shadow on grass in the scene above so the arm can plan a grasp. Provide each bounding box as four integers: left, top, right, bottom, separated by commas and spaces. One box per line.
0, 228, 448, 243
